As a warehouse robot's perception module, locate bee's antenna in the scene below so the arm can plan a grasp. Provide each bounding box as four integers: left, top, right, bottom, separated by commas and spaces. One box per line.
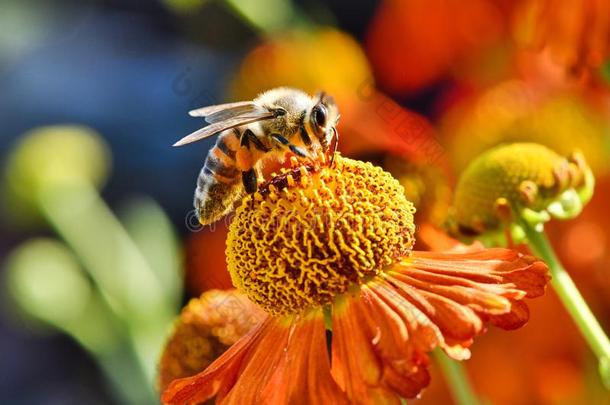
316, 91, 327, 104
329, 127, 339, 167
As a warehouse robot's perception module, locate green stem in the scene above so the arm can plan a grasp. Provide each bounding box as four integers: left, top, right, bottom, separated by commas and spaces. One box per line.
94, 343, 158, 405
38, 183, 175, 395
521, 221, 610, 388
433, 349, 480, 405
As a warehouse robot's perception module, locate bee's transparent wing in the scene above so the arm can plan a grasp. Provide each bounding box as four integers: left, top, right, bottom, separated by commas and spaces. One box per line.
203, 104, 270, 124
173, 112, 275, 146
188, 101, 257, 118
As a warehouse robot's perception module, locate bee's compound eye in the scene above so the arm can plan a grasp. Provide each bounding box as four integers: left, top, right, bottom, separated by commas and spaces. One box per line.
314, 105, 327, 128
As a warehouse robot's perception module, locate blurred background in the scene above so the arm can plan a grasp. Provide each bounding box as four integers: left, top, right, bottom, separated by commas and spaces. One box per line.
1, 0, 609, 404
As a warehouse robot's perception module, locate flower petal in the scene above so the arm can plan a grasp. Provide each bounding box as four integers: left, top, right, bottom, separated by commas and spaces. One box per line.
164, 248, 549, 404
383, 274, 484, 341
485, 300, 531, 330
388, 249, 549, 339
158, 289, 264, 392
408, 249, 550, 298
332, 290, 432, 403
256, 311, 349, 404
331, 296, 393, 403
162, 316, 270, 405
218, 318, 291, 404
368, 279, 472, 361
163, 311, 347, 405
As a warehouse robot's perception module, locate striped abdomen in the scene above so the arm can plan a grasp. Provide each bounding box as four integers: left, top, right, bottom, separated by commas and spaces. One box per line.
194, 130, 243, 225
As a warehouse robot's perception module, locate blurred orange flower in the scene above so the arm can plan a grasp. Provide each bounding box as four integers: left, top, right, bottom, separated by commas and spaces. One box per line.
366, 0, 511, 94
230, 27, 371, 102
440, 80, 610, 176
513, 0, 610, 77
228, 26, 448, 168
158, 289, 264, 392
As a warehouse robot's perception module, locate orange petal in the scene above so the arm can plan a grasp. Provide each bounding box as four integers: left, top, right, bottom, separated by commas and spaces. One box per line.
257, 311, 349, 404
339, 92, 448, 171
332, 290, 433, 403
386, 249, 549, 338
363, 286, 434, 397
163, 311, 347, 405
369, 279, 472, 361
158, 289, 265, 392
386, 274, 484, 341
331, 297, 391, 403
408, 249, 550, 298
218, 318, 291, 404
370, 281, 456, 357
393, 271, 513, 314
162, 316, 270, 405
382, 362, 431, 400
485, 300, 531, 330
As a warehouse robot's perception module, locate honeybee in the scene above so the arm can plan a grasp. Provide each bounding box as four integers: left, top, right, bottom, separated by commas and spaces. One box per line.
173, 87, 340, 225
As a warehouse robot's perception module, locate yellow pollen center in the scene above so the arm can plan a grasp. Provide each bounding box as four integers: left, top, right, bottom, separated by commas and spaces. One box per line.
226, 156, 416, 315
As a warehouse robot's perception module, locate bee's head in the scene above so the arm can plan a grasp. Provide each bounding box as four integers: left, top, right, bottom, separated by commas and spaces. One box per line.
308, 92, 340, 151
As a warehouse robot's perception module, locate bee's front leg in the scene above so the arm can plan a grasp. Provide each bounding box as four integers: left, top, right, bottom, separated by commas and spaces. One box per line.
329, 127, 339, 167
270, 134, 309, 158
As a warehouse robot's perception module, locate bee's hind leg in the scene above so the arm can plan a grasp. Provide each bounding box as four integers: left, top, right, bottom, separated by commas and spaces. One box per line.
242, 168, 258, 194
239, 129, 269, 194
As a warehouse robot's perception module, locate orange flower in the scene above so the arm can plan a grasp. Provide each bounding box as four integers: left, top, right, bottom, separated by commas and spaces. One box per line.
514, 0, 610, 77
366, 0, 510, 94
162, 156, 549, 404
441, 80, 610, 177
230, 27, 371, 103
158, 290, 265, 392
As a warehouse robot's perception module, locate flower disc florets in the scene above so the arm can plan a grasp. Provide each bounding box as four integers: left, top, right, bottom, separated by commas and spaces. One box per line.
449, 143, 594, 243
226, 156, 416, 315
